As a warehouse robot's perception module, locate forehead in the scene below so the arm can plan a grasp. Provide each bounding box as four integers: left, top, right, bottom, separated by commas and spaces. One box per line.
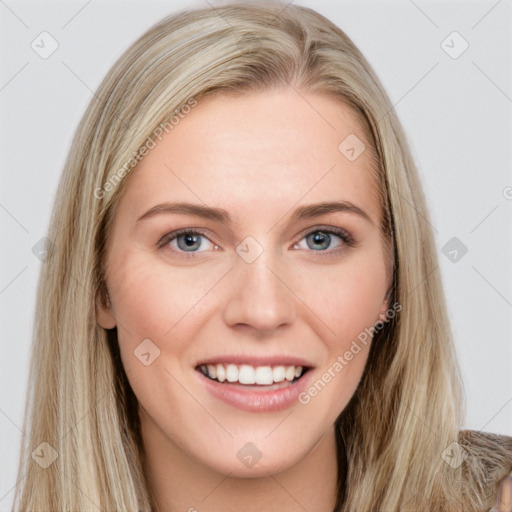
118, 88, 381, 227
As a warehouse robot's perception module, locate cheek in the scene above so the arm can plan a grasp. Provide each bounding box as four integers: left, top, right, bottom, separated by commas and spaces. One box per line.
107, 251, 233, 390
294, 249, 389, 348
107, 252, 216, 409
108, 251, 215, 339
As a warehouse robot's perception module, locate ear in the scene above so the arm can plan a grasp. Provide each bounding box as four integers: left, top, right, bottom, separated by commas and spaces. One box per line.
376, 286, 392, 323
96, 286, 116, 329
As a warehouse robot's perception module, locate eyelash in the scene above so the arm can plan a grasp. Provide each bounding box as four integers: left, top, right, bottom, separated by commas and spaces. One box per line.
157, 226, 357, 259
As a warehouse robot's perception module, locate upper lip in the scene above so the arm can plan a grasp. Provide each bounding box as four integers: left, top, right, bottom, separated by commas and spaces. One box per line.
195, 355, 314, 368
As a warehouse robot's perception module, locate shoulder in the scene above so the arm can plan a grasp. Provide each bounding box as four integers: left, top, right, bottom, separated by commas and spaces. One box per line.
457, 429, 512, 509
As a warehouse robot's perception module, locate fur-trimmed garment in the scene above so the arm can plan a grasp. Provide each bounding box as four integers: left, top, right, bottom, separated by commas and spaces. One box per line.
458, 430, 512, 511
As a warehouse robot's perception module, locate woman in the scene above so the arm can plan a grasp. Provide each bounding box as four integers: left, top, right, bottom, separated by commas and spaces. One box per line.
12, 1, 511, 511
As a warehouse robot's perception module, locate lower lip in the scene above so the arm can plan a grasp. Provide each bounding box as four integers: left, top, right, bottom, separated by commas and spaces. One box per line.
196, 369, 312, 413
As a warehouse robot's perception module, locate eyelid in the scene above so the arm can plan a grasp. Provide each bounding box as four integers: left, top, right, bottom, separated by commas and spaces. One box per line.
157, 228, 219, 253
294, 224, 355, 247
157, 225, 356, 257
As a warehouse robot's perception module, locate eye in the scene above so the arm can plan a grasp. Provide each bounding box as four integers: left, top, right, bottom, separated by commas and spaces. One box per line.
292, 227, 355, 256
157, 226, 356, 258
157, 229, 217, 256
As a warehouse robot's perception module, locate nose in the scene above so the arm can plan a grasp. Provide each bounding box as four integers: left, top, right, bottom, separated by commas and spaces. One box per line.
222, 249, 297, 336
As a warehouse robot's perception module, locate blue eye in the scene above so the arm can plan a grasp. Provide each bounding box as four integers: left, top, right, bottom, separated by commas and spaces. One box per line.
157, 226, 355, 258
159, 229, 216, 254
294, 228, 354, 253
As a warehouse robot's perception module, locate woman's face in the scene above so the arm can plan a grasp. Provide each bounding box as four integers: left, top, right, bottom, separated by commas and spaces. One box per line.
98, 88, 391, 477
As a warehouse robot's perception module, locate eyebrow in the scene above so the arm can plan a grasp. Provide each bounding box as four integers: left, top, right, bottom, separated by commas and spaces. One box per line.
136, 200, 373, 225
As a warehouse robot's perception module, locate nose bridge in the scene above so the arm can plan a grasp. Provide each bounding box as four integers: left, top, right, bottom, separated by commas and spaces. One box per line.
222, 241, 296, 333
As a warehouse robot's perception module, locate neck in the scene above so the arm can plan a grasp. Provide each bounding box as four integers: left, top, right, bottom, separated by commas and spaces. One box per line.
140, 412, 341, 512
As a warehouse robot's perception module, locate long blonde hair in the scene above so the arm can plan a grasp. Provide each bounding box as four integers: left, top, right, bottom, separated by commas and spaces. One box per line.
12, 2, 511, 510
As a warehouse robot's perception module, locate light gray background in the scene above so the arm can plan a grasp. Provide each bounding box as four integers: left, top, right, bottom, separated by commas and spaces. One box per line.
1, 0, 511, 508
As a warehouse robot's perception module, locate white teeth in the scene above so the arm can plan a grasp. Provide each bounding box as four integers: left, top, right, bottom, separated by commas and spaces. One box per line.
226, 364, 238, 382
207, 364, 217, 379
272, 366, 286, 382
238, 365, 255, 384
200, 363, 305, 385
216, 364, 226, 383
285, 366, 295, 381
255, 366, 273, 385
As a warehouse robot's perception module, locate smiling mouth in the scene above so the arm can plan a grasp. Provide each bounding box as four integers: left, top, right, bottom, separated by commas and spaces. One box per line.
196, 363, 310, 386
